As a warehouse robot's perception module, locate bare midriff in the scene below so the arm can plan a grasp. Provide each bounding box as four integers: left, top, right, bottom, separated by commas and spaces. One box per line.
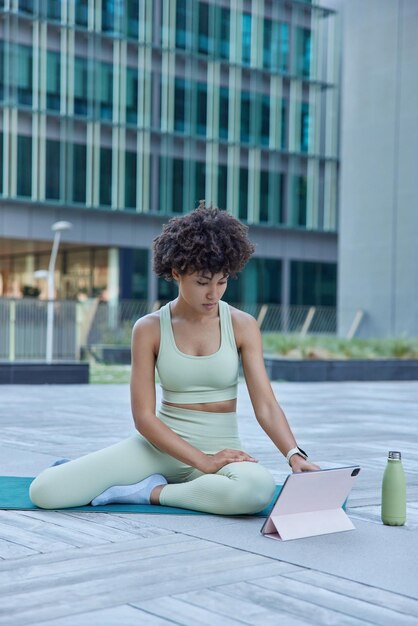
162, 399, 237, 413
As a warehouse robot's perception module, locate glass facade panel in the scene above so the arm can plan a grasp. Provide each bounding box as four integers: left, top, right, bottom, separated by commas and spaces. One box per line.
0, 41, 4, 101
0, 132, 3, 194
242, 13, 252, 66
195, 161, 206, 204
198, 2, 211, 55
301, 102, 310, 153
74, 57, 88, 116
260, 95, 270, 147
225, 258, 281, 304
126, 67, 138, 124
264, 19, 289, 72
72, 143, 86, 204
17, 45, 32, 106
172, 158, 184, 213
217, 163, 227, 211
98, 63, 113, 121
125, 150, 137, 209
174, 78, 189, 133
196, 82, 207, 136
240, 92, 251, 143
100, 147, 112, 206
239, 167, 248, 221
17, 136, 32, 197
219, 86, 229, 140
218, 7, 230, 60
295, 27, 312, 78
290, 175, 307, 227
46, 51, 60, 111
126, 0, 139, 39
176, 0, 192, 50
75, 0, 88, 27
46, 0, 61, 21
45, 139, 60, 200
290, 261, 337, 306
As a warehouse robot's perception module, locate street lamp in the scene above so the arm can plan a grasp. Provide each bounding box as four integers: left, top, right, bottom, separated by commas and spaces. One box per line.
35, 221, 72, 363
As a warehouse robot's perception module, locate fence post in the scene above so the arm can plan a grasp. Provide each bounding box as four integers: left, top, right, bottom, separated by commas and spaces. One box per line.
256, 304, 268, 329
75, 302, 83, 360
9, 300, 16, 362
300, 307, 316, 337
346, 310, 364, 340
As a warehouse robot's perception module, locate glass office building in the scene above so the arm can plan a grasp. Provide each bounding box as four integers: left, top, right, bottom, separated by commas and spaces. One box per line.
0, 0, 339, 306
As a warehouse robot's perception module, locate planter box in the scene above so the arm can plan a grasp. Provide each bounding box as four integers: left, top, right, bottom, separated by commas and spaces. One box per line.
264, 358, 418, 382
0, 362, 90, 384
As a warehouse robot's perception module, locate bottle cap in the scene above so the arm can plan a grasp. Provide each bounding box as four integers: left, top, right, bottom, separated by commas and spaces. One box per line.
388, 451, 401, 460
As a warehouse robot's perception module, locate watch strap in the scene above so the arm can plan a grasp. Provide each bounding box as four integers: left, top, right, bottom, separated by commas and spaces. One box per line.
286, 446, 308, 465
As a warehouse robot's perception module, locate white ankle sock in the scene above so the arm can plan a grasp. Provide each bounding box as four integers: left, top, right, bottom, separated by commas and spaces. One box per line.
91, 474, 167, 506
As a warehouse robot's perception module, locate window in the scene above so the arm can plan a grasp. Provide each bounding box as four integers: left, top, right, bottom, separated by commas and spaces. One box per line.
176, 0, 191, 50
46, 0, 61, 20
259, 171, 269, 222
281, 99, 287, 150
219, 86, 229, 140
0, 132, 3, 194
102, 0, 124, 35
46, 51, 60, 111
290, 175, 307, 227
17, 136, 32, 197
45, 140, 60, 200
75, 0, 88, 27
296, 28, 311, 78
219, 7, 230, 59
17, 45, 32, 106
198, 2, 210, 54
260, 169, 285, 225
98, 63, 113, 120
100, 147, 112, 206
290, 261, 337, 307
195, 161, 206, 203
301, 102, 310, 152
260, 95, 270, 147
218, 164, 227, 211
263, 20, 289, 73
257, 259, 282, 304
240, 92, 251, 143
172, 159, 184, 213
74, 57, 88, 116
125, 150, 137, 209
242, 13, 251, 66
196, 82, 207, 136
126, 0, 139, 38
239, 167, 248, 220
174, 78, 186, 133
126, 67, 138, 124
72, 143, 86, 203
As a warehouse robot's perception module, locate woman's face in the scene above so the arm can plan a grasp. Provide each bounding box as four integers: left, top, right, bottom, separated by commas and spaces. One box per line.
172, 270, 228, 314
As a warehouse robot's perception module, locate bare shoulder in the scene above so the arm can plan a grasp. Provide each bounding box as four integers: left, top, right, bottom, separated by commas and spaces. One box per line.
132, 310, 161, 347
228, 305, 260, 348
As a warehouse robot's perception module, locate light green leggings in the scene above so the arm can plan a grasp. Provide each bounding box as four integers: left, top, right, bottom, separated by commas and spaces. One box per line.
30, 407, 276, 515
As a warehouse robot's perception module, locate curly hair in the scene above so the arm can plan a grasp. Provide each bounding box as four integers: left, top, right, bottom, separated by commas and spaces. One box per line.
153, 202, 255, 280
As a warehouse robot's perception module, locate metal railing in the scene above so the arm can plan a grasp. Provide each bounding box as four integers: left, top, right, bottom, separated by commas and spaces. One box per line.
0, 297, 343, 362
0, 298, 79, 361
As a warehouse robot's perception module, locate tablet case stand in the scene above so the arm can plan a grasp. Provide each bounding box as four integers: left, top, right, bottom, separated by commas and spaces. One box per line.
261, 466, 360, 541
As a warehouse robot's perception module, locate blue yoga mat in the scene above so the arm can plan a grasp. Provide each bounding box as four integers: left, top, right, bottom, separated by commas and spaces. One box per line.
0, 476, 282, 516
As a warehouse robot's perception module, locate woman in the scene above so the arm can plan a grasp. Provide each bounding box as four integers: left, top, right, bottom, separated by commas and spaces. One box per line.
30, 204, 319, 515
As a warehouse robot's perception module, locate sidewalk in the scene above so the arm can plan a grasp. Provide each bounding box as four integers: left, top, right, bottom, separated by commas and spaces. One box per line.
1, 381, 418, 625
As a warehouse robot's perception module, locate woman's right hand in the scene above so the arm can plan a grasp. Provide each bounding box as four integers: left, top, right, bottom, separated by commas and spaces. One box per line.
200, 449, 258, 474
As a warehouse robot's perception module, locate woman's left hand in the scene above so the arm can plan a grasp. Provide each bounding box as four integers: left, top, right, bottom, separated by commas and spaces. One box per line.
290, 455, 320, 473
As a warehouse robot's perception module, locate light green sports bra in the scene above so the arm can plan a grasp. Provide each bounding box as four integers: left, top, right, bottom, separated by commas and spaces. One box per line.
156, 300, 239, 404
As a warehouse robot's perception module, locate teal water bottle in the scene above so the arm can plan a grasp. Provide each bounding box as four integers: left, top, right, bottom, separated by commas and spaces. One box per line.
381, 451, 406, 526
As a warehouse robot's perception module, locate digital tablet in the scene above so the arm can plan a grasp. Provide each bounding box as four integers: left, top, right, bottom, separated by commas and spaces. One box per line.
261, 466, 361, 541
